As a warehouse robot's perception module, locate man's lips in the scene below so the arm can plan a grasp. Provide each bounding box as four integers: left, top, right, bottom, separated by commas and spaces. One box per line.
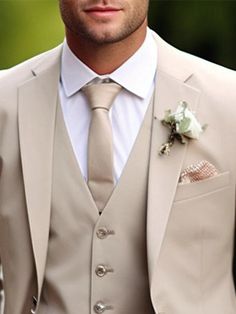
84, 6, 122, 18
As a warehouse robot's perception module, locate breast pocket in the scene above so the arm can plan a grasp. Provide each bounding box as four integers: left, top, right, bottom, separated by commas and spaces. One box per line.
170, 171, 234, 243
174, 171, 230, 202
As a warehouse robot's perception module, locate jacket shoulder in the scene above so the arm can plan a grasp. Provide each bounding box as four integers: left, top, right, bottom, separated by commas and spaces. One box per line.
152, 31, 236, 92
0, 45, 62, 95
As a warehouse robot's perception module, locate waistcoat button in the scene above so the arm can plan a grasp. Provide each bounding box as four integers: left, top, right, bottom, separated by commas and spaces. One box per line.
94, 301, 113, 313
96, 227, 114, 239
95, 265, 107, 277
95, 264, 114, 277
94, 301, 107, 313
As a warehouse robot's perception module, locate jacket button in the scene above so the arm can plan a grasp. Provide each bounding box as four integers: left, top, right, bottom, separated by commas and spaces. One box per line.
31, 296, 37, 313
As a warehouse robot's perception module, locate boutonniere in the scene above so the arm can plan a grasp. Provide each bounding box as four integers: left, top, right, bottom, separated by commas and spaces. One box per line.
159, 101, 206, 156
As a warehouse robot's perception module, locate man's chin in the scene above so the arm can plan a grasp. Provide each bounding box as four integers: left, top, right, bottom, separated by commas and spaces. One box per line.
79, 26, 129, 45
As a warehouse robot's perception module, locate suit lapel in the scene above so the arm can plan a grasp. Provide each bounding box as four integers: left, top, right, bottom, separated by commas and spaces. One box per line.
18, 47, 61, 301
147, 68, 201, 295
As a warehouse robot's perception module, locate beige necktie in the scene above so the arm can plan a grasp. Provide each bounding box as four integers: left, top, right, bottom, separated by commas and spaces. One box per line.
82, 82, 122, 212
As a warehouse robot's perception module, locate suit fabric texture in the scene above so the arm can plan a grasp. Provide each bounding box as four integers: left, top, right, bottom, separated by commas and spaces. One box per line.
0, 32, 235, 314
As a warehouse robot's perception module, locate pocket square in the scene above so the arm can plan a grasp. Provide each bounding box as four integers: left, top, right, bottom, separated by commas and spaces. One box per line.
179, 160, 218, 184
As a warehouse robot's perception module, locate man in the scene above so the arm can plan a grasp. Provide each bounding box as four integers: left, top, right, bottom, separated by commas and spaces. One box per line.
0, 0, 235, 313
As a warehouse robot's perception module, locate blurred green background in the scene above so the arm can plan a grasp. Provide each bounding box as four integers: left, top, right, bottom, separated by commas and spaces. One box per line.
0, 0, 235, 70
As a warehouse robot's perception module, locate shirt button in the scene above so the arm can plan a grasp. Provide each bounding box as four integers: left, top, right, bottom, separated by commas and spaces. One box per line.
96, 227, 114, 239
94, 301, 113, 313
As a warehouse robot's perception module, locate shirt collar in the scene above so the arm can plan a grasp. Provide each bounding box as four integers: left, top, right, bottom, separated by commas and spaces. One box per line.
61, 28, 157, 99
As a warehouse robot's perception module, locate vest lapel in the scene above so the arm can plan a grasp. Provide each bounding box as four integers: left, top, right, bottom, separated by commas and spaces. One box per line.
18, 50, 61, 303
147, 69, 201, 297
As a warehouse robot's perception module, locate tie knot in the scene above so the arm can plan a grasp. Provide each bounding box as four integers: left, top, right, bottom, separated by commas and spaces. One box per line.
82, 82, 122, 111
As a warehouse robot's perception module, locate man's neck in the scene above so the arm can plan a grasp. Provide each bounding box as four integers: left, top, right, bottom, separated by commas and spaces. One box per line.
65, 22, 147, 75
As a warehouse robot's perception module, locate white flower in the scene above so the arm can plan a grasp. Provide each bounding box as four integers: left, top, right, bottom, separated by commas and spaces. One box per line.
174, 101, 203, 139
160, 101, 206, 156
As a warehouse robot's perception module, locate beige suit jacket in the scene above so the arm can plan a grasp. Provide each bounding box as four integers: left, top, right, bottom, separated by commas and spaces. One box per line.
0, 33, 235, 314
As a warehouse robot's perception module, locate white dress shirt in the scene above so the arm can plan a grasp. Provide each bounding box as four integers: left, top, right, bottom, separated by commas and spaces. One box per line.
59, 29, 157, 182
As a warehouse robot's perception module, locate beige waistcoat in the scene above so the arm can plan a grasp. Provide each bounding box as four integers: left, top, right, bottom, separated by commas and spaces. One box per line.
38, 97, 155, 314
